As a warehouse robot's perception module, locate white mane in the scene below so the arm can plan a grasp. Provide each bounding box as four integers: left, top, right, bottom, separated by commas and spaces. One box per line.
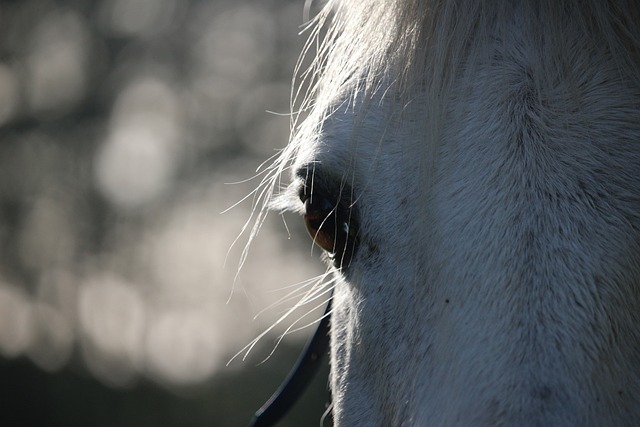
250, 1, 640, 425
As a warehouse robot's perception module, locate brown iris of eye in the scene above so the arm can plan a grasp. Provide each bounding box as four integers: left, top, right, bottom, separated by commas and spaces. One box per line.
303, 193, 358, 268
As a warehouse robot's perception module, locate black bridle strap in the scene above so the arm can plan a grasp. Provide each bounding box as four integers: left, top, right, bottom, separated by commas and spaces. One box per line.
248, 299, 332, 427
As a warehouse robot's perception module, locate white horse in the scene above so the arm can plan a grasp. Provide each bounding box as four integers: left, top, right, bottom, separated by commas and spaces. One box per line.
252, 0, 640, 425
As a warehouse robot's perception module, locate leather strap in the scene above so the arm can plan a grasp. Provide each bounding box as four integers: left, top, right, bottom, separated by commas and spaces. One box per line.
248, 299, 332, 427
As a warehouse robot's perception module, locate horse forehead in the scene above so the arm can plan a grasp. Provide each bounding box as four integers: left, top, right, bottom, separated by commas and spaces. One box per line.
294, 96, 427, 185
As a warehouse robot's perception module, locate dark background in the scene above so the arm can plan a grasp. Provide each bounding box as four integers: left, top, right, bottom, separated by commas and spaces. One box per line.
0, 0, 331, 425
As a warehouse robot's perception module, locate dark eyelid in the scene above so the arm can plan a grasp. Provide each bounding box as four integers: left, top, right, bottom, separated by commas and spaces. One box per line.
295, 164, 349, 205
294, 165, 313, 182
296, 176, 309, 203
295, 164, 320, 202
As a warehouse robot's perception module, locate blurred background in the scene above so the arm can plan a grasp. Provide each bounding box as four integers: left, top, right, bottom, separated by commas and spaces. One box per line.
0, 0, 331, 426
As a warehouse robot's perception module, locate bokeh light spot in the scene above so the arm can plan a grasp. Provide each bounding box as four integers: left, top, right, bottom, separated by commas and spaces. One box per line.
95, 77, 182, 210
26, 9, 90, 117
0, 283, 33, 358
0, 64, 19, 126
79, 275, 145, 386
145, 309, 220, 385
27, 303, 73, 372
101, 0, 181, 38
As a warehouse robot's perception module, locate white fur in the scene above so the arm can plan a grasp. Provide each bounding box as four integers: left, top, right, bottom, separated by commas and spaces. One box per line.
258, 1, 640, 425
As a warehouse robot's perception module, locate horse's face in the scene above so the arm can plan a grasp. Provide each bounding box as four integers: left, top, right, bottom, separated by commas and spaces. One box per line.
274, 3, 640, 426
289, 95, 436, 426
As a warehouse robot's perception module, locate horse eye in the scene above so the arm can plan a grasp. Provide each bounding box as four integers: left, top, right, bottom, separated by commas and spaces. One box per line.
302, 193, 358, 267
